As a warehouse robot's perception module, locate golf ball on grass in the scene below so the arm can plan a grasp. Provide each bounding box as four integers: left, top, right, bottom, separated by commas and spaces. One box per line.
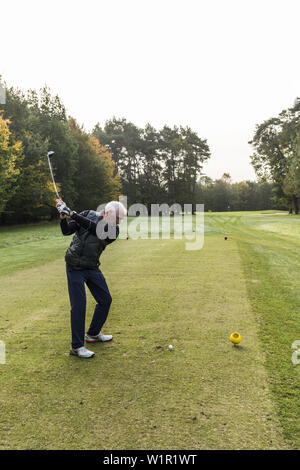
230, 332, 242, 346
168, 345, 173, 351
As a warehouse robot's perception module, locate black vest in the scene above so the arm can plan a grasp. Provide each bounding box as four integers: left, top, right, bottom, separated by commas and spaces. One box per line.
65, 210, 106, 270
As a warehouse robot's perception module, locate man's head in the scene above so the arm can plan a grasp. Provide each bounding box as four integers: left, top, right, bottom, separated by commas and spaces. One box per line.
103, 201, 127, 226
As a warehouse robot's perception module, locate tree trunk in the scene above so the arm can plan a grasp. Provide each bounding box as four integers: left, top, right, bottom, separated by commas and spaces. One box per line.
292, 195, 299, 214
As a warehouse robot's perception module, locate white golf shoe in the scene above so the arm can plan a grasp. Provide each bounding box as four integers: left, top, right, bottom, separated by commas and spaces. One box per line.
70, 346, 95, 358
85, 332, 113, 343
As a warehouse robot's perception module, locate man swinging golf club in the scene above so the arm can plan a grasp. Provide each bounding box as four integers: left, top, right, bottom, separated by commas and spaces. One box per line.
56, 199, 127, 358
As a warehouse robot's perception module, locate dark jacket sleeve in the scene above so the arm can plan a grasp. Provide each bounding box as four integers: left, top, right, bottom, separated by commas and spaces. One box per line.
104, 225, 120, 246
60, 218, 79, 236
60, 210, 89, 236
71, 212, 97, 235
70, 211, 120, 245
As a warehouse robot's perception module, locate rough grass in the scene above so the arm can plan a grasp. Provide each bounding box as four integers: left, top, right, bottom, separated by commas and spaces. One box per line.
0, 212, 298, 449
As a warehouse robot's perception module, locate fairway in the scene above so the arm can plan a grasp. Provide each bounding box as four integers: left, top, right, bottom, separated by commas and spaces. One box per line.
0, 212, 299, 449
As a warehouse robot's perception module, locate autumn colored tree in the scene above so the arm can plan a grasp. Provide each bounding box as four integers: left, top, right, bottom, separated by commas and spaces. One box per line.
0, 114, 23, 214
69, 118, 121, 212
0, 85, 122, 222
0, 86, 78, 221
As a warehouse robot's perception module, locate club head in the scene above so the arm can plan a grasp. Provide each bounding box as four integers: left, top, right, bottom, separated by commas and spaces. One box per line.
47, 151, 55, 158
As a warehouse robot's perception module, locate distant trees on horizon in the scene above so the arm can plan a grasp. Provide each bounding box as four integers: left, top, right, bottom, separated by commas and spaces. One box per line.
93, 118, 283, 213
0, 79, 292, 224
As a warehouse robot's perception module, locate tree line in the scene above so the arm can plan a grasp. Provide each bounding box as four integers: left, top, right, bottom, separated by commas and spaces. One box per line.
93, 119, 281, 212
92, 118, 211, 211
0, 80, 288, 224
195, 173, 282, 212
0, 86, 121, 223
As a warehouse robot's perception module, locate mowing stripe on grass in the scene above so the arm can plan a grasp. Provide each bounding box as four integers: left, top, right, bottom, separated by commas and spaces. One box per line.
236, 218, 300, 448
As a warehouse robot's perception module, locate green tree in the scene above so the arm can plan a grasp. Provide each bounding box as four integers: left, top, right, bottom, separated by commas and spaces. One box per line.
137, 124, 164, 209
93, 118, 141, 205
250, 100, 300, 213
160, 126, 210, 210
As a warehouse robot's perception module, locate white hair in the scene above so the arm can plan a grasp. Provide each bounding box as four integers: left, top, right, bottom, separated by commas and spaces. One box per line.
105, 201, 127, 217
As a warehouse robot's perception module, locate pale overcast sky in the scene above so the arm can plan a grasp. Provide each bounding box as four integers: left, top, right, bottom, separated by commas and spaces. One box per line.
1, 0, 299, 182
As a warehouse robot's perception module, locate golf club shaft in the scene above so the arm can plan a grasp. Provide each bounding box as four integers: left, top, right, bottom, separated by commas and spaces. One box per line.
47, 153, 60, 199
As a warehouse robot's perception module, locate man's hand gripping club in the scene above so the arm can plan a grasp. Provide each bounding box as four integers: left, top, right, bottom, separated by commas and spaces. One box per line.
56, 199, 75, 219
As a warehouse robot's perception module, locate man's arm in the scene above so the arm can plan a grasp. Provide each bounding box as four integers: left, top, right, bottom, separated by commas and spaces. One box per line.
70, 212, 97, 235
70, 212, 120, 244
60, 210, 90, 236
56, 200, 119, 243
103, 225, 120, 246
60, 217, 79, 236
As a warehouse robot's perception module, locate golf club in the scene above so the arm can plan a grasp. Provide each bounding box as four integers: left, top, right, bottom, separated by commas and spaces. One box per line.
46, 151, 60, 199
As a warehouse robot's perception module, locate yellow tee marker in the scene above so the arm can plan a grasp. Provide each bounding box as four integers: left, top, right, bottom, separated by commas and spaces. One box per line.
230, 332, 242, 346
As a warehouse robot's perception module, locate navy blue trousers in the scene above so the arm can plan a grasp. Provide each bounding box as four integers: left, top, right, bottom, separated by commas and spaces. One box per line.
66, 264, 112, 349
